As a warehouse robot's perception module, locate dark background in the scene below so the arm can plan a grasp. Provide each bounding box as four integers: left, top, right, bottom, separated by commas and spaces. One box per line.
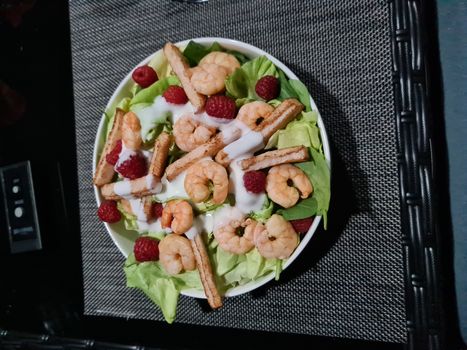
0, 0, 464, 349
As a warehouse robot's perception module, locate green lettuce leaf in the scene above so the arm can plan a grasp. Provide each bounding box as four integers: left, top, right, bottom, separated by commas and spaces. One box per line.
225, 50, 249, 65
194, 201, 225, 214
296, 149, 331, 227
289, 80, 312, 112
275, 259, 283, 281
210, 244, 278, 288
278, 69, 299, 100
116, 97, 131, 113
277, 70, 312, 112
104, 112, 114, 139
147, 49, 172, 78
225, 56, 279, 102
182, 41, 224, 67
116, 202, 166, 238
223, 260, 248, 285
130, 76, 180, 106
182, 40, 249, 67
277, 197, 318, 221
124, 254, 202, 323
215, 246, 242, 276
265, 110, 321, 150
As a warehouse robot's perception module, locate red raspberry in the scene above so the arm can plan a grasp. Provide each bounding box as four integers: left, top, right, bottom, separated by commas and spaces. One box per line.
255, 75, 280, 101
106, 140, 122, 166
243, 171, 266, 194
163, 85, 188, 104
152, 202, 163, 219
116, 153, 147, 180
205, 95, 236, 119
134, 236, 159, 262
290, 217, 314, 234
132, 66, 158, 88
97, 200, 121, 223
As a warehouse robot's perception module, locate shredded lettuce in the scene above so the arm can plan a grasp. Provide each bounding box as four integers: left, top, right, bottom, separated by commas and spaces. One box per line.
225, 56, 279, 104
124, 254, 202, 323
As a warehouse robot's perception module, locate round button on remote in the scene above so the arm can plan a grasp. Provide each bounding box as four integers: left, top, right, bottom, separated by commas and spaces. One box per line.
14, 207, 23, 218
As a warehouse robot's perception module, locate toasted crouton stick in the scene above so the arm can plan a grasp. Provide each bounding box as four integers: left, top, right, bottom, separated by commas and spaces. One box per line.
215, 99, 304, 166
164, 43, 206, 112
93, 108, 125, 187
102, 132, 171, 200
165, 126, 242, 181
120, 197, 154, 221
101, 175, 161, 200
149, 132, 172, 178
190, 233, 223, 309
239, 146, 309, 171
122, 111, 142, 150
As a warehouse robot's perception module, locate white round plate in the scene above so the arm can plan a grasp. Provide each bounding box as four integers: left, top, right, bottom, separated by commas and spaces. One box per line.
93, 38, 331, 298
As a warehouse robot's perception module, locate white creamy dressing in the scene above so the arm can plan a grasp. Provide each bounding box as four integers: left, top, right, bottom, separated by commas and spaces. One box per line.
129, 198, 148, 221
229, 157, 266, 214
115, 143, 137, 169
141, 149, 153, 167
114, 180, 133, 197
113, 175, 162, 200
137, 218, 171, 234
155, 171, 189, 202
128, 96, 267, 236
132, 96, 195, 140
212, 205, 244, 230
191, 111, 231, 129
223, 131, 264, 160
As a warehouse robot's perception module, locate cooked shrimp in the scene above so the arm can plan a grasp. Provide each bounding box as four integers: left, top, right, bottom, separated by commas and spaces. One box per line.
213, 217, 260, 255
190, 63, 229, 95
198, 52, 240, 75
184, 159, 228, 204
122, 111, 142, 150
237, 101, 274, 130
266, 164, 313, 208
161, 200, 193, 235
159, 234, 196, 275
173, 115, 217, 152
255, 214, 299, 259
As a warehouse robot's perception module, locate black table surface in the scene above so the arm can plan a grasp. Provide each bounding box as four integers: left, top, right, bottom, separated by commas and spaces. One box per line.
0, 1, 463, 349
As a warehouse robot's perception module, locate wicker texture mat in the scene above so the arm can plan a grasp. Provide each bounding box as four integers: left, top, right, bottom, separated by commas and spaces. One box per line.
70, 0, 406, 342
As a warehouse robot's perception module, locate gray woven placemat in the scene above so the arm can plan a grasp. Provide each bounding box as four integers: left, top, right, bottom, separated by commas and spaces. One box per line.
70, 0, 406, 343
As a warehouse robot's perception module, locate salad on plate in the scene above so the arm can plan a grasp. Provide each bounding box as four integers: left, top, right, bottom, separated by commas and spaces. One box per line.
93, 39, 331, 323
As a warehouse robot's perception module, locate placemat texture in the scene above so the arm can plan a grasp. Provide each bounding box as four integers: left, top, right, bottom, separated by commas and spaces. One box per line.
70, 0, 406, 342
